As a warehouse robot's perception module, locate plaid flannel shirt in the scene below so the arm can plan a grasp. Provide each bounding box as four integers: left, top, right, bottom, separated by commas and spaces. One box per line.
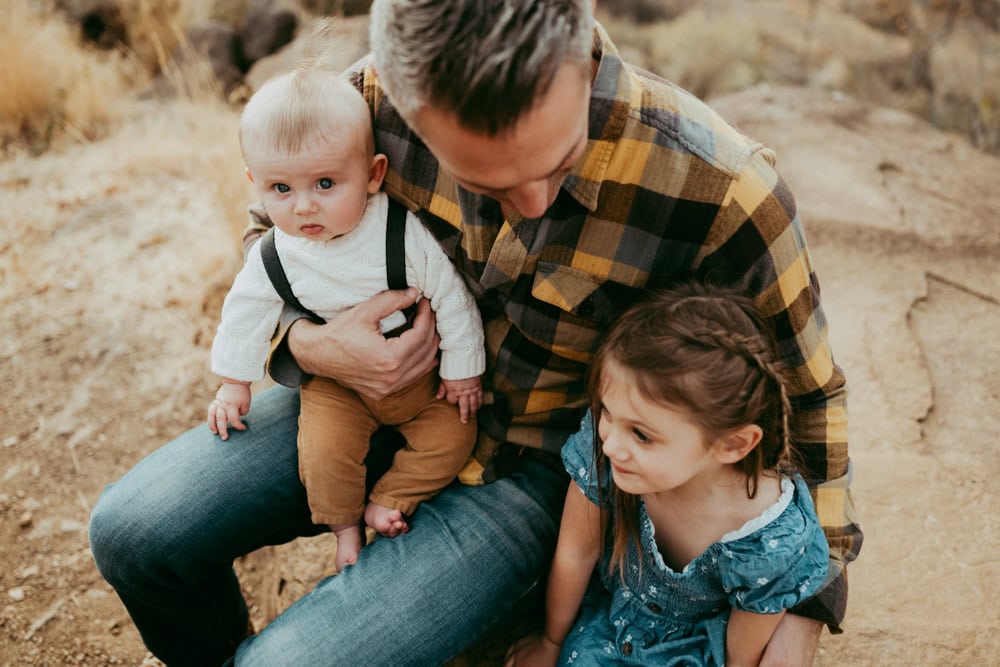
245, 23, 861, 629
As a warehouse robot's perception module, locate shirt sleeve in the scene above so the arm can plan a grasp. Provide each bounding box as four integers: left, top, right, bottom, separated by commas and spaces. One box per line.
718, 477, 830, 615
560, 411, 612, 508
210, 248, 284, 382
405, 211, 485, 380
238, 203, 315, 387
704, 147, 860, 630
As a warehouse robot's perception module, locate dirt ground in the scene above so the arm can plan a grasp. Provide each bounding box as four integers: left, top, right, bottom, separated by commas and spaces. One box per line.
3, 32, 1000, 667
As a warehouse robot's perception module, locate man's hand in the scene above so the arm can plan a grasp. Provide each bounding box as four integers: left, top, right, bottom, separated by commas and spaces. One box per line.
288, 288, 440, 399
208, 380, 251, 440
503, 633, 561, 667
760, 613, 823, 667
437, 375, 483, 423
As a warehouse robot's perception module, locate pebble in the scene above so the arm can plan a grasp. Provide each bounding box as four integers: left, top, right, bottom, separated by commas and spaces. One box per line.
18, 565, 40, 579
18, 511, 33, 528
8, 587, 25, 602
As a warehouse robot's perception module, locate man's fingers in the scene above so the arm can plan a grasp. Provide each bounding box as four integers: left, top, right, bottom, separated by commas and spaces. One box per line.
356, 288, 420, 323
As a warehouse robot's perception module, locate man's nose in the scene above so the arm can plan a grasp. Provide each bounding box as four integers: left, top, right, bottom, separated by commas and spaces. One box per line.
505, 179, 553, 219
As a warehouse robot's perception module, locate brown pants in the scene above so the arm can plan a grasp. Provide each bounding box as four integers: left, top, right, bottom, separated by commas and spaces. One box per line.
297, 371, 477, 527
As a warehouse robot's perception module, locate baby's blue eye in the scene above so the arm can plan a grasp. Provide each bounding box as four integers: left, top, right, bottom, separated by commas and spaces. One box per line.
318, 178, 333, 189
274, 183, 290, 194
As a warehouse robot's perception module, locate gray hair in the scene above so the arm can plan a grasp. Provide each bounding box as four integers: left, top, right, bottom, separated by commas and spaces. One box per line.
369, 0, 595, 135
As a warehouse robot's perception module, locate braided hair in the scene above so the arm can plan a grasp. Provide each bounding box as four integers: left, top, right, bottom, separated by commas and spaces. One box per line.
588, 282, 799, 579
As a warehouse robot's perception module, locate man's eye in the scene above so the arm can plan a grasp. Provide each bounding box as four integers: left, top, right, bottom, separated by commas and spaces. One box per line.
318, 178, 333, 189
274, 183, 290, 193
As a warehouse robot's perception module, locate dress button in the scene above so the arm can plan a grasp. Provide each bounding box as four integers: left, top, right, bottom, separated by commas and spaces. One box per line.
621, 641, 633, 656
646, 602, 662, 613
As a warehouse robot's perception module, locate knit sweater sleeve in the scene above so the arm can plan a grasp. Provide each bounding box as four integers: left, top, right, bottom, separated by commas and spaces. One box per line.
404, 212, 485, 381
210, 247, 285, 382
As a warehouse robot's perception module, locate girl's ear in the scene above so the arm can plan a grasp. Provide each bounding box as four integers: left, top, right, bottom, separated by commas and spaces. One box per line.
367, 153, 389, 193
712, 425, 763, 464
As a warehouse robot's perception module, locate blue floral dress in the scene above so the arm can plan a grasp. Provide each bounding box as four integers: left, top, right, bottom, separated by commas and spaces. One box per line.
559, 412, 829, 666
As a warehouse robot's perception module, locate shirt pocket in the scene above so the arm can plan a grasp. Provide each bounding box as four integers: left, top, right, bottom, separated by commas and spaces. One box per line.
526, 261, 630, 361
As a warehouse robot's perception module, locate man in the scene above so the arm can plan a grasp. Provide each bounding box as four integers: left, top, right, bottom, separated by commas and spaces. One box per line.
90, 1, 861, 664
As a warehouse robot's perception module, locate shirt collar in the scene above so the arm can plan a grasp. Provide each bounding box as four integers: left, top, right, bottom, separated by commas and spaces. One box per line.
561, 22, 633, 213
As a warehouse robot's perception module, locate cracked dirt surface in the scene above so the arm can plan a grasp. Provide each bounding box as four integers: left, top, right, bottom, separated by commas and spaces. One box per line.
1, 84, 998, 665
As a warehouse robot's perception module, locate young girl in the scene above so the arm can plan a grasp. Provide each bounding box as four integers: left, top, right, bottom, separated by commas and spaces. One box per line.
506, 284, 830, 667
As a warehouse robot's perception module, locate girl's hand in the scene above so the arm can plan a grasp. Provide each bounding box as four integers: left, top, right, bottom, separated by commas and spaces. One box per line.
207, 381, 251, 440
437, 376, 483, 423
503, 633, 561, 667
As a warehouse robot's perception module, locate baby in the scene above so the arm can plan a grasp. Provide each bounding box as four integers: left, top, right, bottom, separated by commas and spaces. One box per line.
207, 63, 485, 570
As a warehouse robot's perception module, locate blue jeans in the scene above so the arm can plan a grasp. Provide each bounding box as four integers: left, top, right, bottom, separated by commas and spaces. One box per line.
89, 386, 566, 666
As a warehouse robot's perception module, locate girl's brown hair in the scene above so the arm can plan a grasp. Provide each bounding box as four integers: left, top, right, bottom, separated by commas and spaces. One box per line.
588, 283, 798, 579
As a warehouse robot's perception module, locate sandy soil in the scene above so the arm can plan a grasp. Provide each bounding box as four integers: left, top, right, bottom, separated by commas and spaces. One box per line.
2, 58, 999, 667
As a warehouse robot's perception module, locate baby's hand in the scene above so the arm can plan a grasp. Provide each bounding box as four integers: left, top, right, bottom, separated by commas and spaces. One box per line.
208, 381, 251, 440
437, 376, 483, 424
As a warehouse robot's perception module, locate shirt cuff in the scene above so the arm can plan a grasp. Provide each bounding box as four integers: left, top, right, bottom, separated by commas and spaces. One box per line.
788, 560, 847, 633
439, 347, 486, 381
265, 307, 312, 388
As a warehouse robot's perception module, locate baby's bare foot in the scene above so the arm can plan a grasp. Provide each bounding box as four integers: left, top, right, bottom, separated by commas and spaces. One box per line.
330, 523, 362, 571
364, 503, 409, 538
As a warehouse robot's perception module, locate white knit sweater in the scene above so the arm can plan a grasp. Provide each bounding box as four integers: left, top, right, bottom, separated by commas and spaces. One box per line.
211, 192, 485, 382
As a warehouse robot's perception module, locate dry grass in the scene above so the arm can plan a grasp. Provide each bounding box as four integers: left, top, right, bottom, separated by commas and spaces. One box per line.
0, 0, 245, 154
0, 1, 140, 151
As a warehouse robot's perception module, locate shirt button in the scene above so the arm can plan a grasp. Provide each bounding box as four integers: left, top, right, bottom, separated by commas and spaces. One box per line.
622, 641, 633, 656
477, 203, 497, 222
646, 602, 662, 613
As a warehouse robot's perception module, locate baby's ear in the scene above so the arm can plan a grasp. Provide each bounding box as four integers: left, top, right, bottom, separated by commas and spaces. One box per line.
712, 425, 763, 464
368, 153, 389, 193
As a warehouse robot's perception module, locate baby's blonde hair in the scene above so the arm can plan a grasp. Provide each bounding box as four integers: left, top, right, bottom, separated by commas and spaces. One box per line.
239, 62, 374, 164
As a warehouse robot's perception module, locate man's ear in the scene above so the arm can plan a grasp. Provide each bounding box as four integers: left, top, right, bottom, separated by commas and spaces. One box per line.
368, 153, 389, 193
245, 167, 254, 184
712, 425, 763, 464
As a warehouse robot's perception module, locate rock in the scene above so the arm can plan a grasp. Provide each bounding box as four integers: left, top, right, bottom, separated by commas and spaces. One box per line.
182, 22, 247, 93
18, 565, 40, 579
245, 16, 369, 92
709, 85, 1000, 248
55, 0, 128, 49
8, 587, 25, 602
240, 8, 298, 66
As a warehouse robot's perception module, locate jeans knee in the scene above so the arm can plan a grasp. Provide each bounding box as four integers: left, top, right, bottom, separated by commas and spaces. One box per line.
89, 483, 155, 586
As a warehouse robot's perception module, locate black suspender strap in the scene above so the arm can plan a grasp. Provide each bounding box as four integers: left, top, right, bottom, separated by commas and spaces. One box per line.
258, 227, 325, 324
385, 198, 418, 324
